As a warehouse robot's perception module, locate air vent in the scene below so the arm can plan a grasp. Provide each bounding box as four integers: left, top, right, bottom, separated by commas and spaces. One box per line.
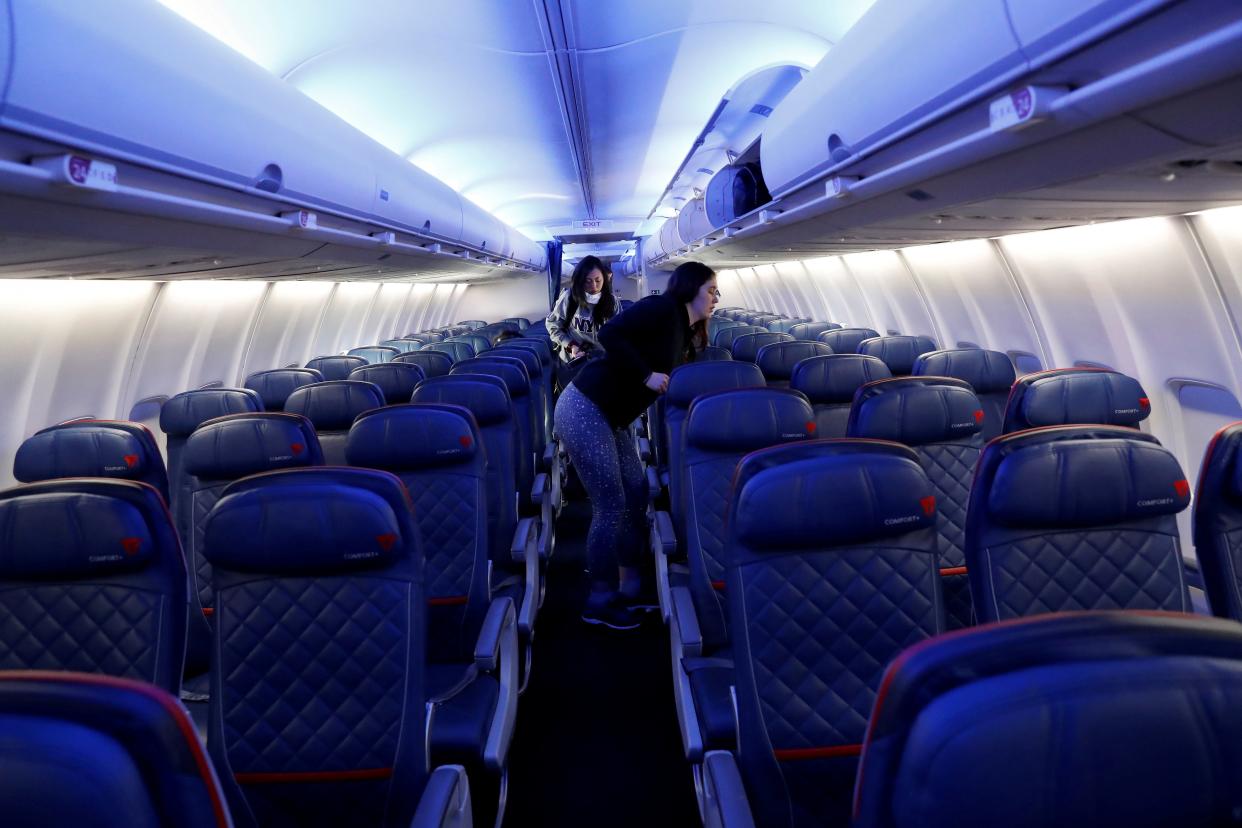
254, 163, 282, 193
696, 167, 714, 175
906, 189, 935, 202
750, 104, 773, 117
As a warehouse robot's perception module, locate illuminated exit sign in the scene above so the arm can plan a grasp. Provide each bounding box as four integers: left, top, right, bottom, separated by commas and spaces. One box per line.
571, 219, 615, 230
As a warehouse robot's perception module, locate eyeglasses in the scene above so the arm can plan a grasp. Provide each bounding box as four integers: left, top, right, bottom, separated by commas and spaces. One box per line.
707, 287, 722, 298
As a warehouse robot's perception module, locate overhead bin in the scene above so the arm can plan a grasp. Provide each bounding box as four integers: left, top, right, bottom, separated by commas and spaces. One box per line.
676, 198, 713, 246
704, 162, 771, 227
0, 0, 546, 275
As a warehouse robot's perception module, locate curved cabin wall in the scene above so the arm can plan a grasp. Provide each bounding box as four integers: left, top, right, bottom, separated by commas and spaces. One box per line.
0, 278, 471, 485
716, 204, 1242, 551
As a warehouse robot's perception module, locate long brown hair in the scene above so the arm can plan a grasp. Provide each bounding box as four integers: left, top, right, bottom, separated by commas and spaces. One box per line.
568, 255, 617, 326
665, 261, 714, 359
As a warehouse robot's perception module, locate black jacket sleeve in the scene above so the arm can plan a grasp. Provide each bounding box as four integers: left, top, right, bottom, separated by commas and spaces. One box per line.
597, 296, 675, 385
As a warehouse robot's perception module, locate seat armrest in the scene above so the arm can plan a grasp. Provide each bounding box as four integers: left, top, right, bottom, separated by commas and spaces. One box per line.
509, 517, 540, 636
474, 596, 516, 673
702, 751, 756, 828
651, 510, 676, 557
541, 441, 556, 471
670, 585, 703, 659
637, 435, 652, 463
410, 765, 472, 828
646, 465, 660, 499
510, 516, 538, 564
530, 470, 549, 507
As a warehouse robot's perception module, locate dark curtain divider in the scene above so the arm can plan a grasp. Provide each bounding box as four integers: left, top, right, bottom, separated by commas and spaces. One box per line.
545, 241, 563, 310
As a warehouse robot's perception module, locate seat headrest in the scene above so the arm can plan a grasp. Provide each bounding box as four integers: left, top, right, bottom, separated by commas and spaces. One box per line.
348, 363, 425, 405
789, 321, 841, 340
986, 433, 1188, 527
347, 404, 481, 470
347, 346, 399, 363
304, 355, 367, 380
714, 325, 765, 348
1012, 369, 1150, 429
427, 342, 475, 362
667, 361, 765, 408
857, 336, 938, 374
482, 347, 540, 378
471, 354, 532, 384
696, 346, 733, 362
14, 423, 158, 485
380, 338, 421, 353
730, 332, 793, 362
849, 378, 982, 445
818, 327, 881, 354
159, 388, 262, 437
394, 350, 454, 377
284, 380, 385, 431
790, 355, 892, 404
203, 468, 413, 574
0, 480, 169, 578
184, 413, 323, 479
244, 368, 324, 410
914, 348, 1016, 394
496, 338, 551, 365
756, 341, 833, 380
855, 611, 1242, 828
685, 389, 815, 453
732, 441, 936, 549
410, 376, 512, 426
451, 359, 528, 396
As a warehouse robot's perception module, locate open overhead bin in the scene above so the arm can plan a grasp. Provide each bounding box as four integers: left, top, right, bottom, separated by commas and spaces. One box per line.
646, 0, 1242, 269
0, 0, 546, 279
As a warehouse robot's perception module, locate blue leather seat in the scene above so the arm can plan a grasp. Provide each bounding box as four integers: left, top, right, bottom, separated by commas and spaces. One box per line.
707, 317, 744, 344
448, 334, 491, 355
458, 320, 488, 330
348, 346, 401, 364
857, 335, 938, 375
201, 466, 483, 828
851, 611, 1242, 828
730, 332, 795, 364
305, 355, 368, 380
713, 325, 766, 350
790, 354, 892, 437
451, 358, 538, 500
502, 317, 530, 331
789, 321, 841, 341
693, 345, 731, 363
409, 381, 542, 650
159, 387, 263, 517
244, 368, 323, 411
394, 350, 454, 378
667, 388, 816, 764
1195, 422, 1242, 620
181, 413, 324, 616
344, 411, 518, 822
0, 671, 230, 828
425, 341, 475, 363
348, 362, 426, 405
284, 380, 385, 464
966, 425, 1192, 622
818, 326, 880, 354
848, 377, 985, 629
381, 338, 423, 353
496, 338, 557, 455
766, 318, 809, 335
522, 321, 552, 339
413, 330, 445, 343
13, 420, 169, 504
756, 340, 833, 387
703, 440, 944, 827
0, 479, 187, 693
475, 350, 546, 459
1002, 367, 1151, 433
915, 348, 1016, 442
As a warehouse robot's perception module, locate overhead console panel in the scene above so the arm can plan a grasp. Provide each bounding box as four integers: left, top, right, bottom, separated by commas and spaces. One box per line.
647, 0, 1242, 269
0, 0, 546, 279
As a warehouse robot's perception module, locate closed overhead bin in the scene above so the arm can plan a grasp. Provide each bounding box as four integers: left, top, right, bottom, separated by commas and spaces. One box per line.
676, 198, 713, 246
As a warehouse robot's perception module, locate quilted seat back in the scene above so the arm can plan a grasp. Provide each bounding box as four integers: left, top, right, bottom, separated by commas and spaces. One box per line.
452, 358, 535, 494
682, 388, 816, 650
0, 478, 187, 693
14, 420, 169, 504
726, 440, 945, 828
854, 612, 1242, 828
914, 348, 1016, 442
790, 354, 891, 437
966, 425, 1192, 623
346, 404, 491, 663
201, 467, 430, 828
848, 377, 984, 628
496, 338, 555, 442
475, 350, 545, 458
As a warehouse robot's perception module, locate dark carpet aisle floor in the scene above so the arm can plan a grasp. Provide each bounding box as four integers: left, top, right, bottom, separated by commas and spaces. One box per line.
502, 496, 702, 827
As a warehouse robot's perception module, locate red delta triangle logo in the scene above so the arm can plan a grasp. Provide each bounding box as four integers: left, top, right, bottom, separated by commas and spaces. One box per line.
805, 421, 817, 434
375, 534, 398, 553
290, 443, 305, 456
920, 496, 936, 517
459, 435, 472, 448
121, 537, 142, 556
973, 410, 984, 424
123, 454, 139, 469
1174, 479, 1190, 498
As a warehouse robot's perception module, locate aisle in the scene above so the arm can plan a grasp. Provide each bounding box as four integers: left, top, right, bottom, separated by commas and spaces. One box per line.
502, 498, 702, 827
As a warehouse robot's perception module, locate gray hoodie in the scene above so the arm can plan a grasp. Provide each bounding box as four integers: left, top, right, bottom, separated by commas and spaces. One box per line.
546, 288, 617, 361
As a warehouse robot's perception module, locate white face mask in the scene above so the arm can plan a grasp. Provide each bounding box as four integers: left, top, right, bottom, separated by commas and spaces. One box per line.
585, 292, 602, 305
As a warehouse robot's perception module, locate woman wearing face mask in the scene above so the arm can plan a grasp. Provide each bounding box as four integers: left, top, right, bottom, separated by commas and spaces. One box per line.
546, 256, 619, 389
554, 261, 720, 629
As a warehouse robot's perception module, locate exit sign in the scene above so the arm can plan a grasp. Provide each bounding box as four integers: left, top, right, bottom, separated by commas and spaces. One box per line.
572, 219, 615, 230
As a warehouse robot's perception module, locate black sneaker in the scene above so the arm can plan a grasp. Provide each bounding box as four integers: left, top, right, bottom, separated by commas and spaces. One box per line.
581, 595, 642, 630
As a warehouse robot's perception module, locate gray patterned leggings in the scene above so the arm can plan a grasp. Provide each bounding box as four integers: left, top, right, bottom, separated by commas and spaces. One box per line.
554, 384, 648, 591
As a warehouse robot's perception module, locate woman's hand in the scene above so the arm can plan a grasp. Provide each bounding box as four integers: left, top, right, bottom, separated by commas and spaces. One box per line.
645, 372, 670, 393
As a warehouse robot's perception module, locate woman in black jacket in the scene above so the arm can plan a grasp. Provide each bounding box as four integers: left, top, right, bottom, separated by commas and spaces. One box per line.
555, 261, 719, 629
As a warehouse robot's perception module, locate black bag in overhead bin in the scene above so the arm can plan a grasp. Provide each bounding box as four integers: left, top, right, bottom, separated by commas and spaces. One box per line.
704, 162, 771, 227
